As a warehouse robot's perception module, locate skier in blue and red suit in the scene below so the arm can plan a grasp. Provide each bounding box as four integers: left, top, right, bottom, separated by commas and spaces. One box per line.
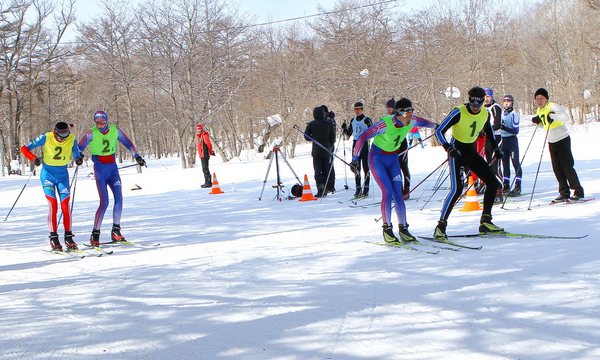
78, 110, 145, 246
351, 98, 436, 243
20, 122, 83, 251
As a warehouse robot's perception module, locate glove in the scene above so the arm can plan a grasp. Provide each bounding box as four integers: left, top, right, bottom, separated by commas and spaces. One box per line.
547, 112, 554, 124
493, 148, 503, 159
443, 144, 461, 158
341, 122, 347, 131
75, 157, 83, 166
531, 115, 541, 124
34, 157, 41, 166
500, 124, 507, 131
210, 151, 215, 156
135, 155, 146, 167
349, 159, 359, 174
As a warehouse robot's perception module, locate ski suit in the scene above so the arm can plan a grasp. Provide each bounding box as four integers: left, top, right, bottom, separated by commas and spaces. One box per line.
500, 107, 522, 187
343, 113, 372, 194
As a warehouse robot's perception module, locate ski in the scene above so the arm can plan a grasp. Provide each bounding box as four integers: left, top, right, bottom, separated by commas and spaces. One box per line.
550, 197, 595, 205
43, 249, 85, 259
418, 236, 483, 250
348, 201, 380, 209
434, 232, 588, 240
365, 240, 440, 255
83, 244, 114, 255
99, 240, 160, 248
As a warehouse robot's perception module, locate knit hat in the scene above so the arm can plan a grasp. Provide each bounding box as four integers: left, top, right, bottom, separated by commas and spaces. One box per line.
385, 98, 395, 108
534, 88, 549, 100
196, 123, 204, 131
353, 101, 364, 109
484, 88, 494, 97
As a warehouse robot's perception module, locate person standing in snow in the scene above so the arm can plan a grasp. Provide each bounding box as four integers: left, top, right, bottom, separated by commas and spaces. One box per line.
433, 87, 505, 241
78, 111, 145, 246
351, 98, 436, 243
304, 106, 336, 197
483, 87, 504, 202
196, 123, 215, 188
532, 88, 584, 202
341, 101, 372, 198
499, 94, 522, 196
321, 105, 337, 194
384, 98, 411, 199
20, 122, 83, 251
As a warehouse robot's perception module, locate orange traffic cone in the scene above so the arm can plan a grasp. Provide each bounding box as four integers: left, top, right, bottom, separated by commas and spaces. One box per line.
298, 174, 318, 202
460, 175, 482, 212
209, 173, 224, 194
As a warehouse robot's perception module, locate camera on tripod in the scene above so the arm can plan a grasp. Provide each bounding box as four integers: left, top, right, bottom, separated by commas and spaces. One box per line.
258, 143, 303, 201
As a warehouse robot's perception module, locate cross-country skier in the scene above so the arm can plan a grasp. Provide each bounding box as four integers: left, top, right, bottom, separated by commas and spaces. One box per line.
484, 88, 504, 203
385, 98, 411, 199
78, 111, 146, 246
351, 98, 436, 243
499, 94, 522, 196
341, 101, 372, 198
20, 122, 83, 251
433, 86, 505, 240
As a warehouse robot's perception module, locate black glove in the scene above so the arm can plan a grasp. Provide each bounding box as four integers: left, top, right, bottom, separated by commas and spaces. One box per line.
349, 160, 359, 174
500, 124, 507, 131
532, 115, 541, 124
341, 122, 347, 131
443, 144, 461, 158
210, 151, 215, 156
75, 157, 83, 166
547, 112, 554, 124
135, 155, 146, 167
34, 157, 41, 166
493, 148, 503, 159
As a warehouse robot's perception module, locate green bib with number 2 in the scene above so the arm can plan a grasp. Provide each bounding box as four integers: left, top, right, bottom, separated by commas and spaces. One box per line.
90, 123, 118, 155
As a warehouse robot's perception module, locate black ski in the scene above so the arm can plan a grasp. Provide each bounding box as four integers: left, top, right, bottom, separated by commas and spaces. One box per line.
365, 240, 440, 254
418, 236, 482, 250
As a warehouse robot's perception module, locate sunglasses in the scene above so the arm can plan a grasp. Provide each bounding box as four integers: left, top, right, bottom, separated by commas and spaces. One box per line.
94, 114, 108, 122
469, 97, 484, 107
54, 130, 70, 139
395, 108, 414, 117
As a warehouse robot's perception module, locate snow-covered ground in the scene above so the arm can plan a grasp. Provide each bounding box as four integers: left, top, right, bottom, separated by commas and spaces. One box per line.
1, 122, 599, 359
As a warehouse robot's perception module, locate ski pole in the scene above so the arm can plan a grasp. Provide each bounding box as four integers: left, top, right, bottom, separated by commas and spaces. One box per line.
375, 158, 448, 223
398, 132, 435, 157
501, 125, 539, 209
528, 124, 551, 210
4, 171, 35, 221
342, 134, 349, 190
119, 163, 141, 170
293, 124, 352, 167
58, 166, 79, 226
323, 128, 345, 197
419, 166, 449, 211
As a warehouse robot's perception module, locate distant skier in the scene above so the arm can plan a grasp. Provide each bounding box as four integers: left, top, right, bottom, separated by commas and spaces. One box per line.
499, 94, 522, 196
532, 88, 584, 202
78, 110, 145, 246
433, 87, 505, 240
408, 126, 425, 149
351, 98, 436, 243
20, 122, 83, 251
341, 101, 372, 198
196, 123, 215, 188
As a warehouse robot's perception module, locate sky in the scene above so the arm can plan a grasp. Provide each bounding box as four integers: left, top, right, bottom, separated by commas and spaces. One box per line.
1, 121, 599, 359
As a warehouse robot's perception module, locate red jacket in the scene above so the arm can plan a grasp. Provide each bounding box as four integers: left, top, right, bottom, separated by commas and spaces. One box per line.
196, 130, 214, 158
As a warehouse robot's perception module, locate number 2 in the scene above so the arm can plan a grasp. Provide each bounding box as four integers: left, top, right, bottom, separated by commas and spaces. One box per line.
102, 140, 110, 153
53, 147, 63, 160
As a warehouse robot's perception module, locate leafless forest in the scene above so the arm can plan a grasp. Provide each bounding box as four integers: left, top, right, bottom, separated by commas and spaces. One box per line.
1, 0, 599, 172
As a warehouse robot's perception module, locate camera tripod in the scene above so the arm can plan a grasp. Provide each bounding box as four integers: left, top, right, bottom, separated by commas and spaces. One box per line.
259, 146, 302, 201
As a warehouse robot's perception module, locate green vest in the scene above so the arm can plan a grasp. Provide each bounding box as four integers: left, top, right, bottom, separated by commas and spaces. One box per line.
451, 104, 489, 143
89, 124, 118, 155
372, 115, 413, 152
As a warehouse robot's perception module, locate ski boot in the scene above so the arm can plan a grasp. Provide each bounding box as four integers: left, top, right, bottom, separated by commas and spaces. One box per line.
479, 214, 504, 234
200, 182, 212, 188
49, 232, 63, 251
111, 224, 126, 242
360, 186, 369, 198
433, 220, 448, 241
553, 194, 570, 203
398, 224, 417, 242
90, 229, 101, 246
353, 187, 362, 199
508, 184, 521, 197
64, 231, 78, 251
315, 184, 325, 198
502, 182, 510, 194
382, 223, 399, 243
571, 190, 584, 201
